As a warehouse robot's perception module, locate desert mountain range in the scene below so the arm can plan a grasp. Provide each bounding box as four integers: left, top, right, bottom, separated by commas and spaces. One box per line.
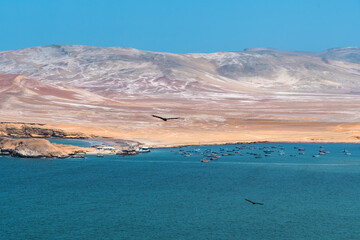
0, 45, 359, 145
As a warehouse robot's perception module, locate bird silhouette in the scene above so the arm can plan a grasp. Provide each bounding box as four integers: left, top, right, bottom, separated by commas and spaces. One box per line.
245, 199, 264, 205
152, 115, 180, 121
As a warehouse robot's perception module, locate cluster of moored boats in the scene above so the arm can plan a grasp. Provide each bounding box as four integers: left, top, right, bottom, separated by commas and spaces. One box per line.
115, 147, 151, 156
65, 147, 151, 159
170, 145, 354, 163
63, 147, 151, 159
312, 146, 352, 157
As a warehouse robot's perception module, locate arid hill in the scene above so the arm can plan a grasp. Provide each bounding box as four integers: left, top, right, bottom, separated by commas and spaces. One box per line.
0, 46, 359, 146
1, 45, 360, 96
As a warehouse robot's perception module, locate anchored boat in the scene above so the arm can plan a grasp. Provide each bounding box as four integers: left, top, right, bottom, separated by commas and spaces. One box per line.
139, 147, 151, 153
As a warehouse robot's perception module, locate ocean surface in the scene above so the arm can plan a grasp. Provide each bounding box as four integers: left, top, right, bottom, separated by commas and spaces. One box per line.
1, 142, 360, 240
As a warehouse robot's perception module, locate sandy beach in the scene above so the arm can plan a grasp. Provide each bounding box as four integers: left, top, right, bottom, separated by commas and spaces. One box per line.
1, 120, 359, 148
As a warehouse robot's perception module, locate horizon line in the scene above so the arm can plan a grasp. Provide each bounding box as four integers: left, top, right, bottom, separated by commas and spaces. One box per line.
1, 44, 359, 55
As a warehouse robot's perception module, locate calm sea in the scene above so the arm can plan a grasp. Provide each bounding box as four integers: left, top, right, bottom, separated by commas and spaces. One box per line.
1, 143, 360, 240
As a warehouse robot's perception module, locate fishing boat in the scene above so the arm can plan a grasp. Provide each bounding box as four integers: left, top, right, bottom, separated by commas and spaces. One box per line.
201, 159, 210, 163
118, 149, 139, 156
139, 147, 150, 153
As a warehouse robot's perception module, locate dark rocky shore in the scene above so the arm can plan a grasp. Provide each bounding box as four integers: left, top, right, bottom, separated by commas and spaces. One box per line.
0, 137, 92, 158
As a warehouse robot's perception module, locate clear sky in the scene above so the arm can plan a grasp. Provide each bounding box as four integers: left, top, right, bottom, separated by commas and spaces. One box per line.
0, 0, 359, 53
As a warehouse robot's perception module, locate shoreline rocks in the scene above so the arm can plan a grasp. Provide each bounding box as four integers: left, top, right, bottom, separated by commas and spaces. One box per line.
0, 137, 92, 158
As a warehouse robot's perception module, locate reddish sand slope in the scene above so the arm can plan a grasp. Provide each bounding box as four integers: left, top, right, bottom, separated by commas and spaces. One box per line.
0, 74, 359, 146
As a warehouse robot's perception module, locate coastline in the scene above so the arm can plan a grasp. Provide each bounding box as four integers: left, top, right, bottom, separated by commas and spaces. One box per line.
147, 140, 360, 149
1, 120, 359, 154
37, 137, 360, 150
1, 135, 360, 159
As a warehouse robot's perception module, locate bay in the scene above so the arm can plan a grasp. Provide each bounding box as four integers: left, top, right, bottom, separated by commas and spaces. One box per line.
1, 143, 360, 240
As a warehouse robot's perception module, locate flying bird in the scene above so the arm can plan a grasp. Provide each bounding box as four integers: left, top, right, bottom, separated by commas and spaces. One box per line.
152, 115, 180, 121
245, 199, 264, 205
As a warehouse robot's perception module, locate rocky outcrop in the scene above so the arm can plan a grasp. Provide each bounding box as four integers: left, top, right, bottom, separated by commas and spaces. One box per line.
0, 137, 92, 158
0, 122, 88, 139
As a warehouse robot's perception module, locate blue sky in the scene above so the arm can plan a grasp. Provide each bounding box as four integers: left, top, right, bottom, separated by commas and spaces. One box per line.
0, 0, 359, 53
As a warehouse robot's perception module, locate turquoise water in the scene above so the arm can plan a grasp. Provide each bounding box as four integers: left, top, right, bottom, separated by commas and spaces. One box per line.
1, 143, 360, 240
46, 138, 94, 147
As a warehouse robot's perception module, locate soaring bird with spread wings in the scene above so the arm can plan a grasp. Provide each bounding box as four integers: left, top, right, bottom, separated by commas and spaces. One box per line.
245, 199, 264, 205
152, 115, 180, 121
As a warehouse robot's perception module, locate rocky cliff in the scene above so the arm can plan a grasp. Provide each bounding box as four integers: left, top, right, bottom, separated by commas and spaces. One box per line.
0, 122, 88, 138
